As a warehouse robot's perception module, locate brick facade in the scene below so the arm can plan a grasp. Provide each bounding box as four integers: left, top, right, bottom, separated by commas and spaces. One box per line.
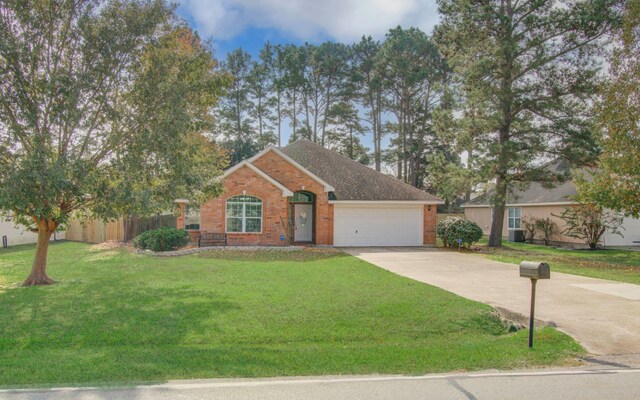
423, 204, 437, 245
178, 149, 438, 247
198, 165, 289, 246
252, 151, 334, 245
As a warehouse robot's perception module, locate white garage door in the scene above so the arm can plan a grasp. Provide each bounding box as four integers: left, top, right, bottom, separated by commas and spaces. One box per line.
333, 204, 423, 246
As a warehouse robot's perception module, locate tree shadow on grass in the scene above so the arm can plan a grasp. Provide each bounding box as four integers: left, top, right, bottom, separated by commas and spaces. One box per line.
0, 279, 265, 388
195, 249, 350, 263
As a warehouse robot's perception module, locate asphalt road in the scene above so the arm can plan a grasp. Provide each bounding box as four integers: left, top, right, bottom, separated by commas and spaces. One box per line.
1, 369, 639, 400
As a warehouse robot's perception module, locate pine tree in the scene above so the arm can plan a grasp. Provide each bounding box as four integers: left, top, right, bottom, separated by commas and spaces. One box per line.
436, 0, 620, 247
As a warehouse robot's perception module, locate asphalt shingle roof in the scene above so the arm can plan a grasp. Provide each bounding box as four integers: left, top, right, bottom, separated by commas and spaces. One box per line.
464, 160, 579, 206
464, 181, 578, 206
280, 140, 442, 202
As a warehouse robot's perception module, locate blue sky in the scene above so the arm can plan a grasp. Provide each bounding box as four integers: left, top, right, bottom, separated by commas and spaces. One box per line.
176, 0, 440, 154
177, 0, 440, 58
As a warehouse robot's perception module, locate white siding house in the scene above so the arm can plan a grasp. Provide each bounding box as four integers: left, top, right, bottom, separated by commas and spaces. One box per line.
0, 218, 65, 247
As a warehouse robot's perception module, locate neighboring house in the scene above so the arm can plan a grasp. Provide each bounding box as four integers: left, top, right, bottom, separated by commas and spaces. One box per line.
176, 139, 443, 247
0, 216, 65, 247
463, 162, 640, 247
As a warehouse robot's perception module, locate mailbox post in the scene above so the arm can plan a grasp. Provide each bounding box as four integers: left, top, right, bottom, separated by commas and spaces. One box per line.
519, 261, 550, 348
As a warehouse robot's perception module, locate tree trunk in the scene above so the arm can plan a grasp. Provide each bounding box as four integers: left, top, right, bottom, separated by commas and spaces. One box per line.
23, 226, 55, 286
465, 148, 474, 202
488, 174, 507, 247
303, 92, 311, 140
321, 85, 332, 147
292, 90, 297, 141
376, 98, 382, 171
349, 128, 354, 159
372, 108, 379, 169
258, 97, 263, 139
313, 90, 319, 143
277, 91, 282, 147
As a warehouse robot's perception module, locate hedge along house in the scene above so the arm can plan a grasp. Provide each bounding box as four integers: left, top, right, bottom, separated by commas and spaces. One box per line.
463, 161, 640, 248
176, 139, 443, 247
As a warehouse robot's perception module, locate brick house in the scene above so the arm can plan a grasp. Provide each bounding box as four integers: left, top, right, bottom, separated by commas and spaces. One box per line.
176, 139, 443, 247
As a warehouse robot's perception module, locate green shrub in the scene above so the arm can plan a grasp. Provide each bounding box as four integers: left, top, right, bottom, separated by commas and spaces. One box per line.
437, 217, 462, 247
534, 217, 557, 246
437, 217, 483, 249
522, 216, 537, 244
133, 227, 190, 252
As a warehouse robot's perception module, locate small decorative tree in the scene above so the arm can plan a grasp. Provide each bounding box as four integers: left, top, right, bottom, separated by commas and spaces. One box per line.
521, 217, 537, 244
534, 218, 557, 246
556, 204, 624, 249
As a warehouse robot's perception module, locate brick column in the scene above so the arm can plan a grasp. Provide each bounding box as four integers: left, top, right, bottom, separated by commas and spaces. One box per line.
423, 205, 437, 245
176, 203, 185, 230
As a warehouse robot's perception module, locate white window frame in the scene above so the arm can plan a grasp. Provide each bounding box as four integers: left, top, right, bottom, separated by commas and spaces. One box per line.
184, 204, 200, 231
225, 195, 263, 234
507, 207, 522, 230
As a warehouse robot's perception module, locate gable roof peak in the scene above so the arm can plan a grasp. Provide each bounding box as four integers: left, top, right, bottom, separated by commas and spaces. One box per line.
281, 140, 442, 203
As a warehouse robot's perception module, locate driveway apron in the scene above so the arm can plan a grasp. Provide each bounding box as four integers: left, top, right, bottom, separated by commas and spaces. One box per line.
344, 247, 640, 355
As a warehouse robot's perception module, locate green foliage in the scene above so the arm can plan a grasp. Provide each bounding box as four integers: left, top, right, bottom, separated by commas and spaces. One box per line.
437, 217, 483, 249
351, 36, 384, 171
556, 204, 624, 249
578, 2, 640, 218
378, 27, 451, 188
218, 48, 262, 164
0, 0, 229, 283
425, 152, 475, 212
522, 216, 556, 245
133, 227, 190, 252
0, 0, 227, 224
534, 217, 557, 246
0, 242, 582, 385
215, 27, 453, 184
522, 217, 537, 244
436, 216, 461, 248
477, 239, 640, 285
435, 0, 621, 246
325, 102, 369, 163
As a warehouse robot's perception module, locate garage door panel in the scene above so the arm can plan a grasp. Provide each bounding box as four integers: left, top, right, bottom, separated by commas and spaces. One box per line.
333, 205, 423, 246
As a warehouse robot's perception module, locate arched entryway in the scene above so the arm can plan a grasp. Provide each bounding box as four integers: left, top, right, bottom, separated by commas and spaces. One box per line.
289, 191, 315, 244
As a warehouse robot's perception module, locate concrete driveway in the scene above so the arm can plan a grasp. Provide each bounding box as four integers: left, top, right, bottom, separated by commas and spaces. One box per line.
344, 247, 640, 355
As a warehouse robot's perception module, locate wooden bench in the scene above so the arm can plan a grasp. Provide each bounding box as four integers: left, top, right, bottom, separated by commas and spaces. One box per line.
198, 232, 226, 247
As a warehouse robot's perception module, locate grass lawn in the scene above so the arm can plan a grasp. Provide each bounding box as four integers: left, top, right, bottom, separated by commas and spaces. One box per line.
0, 242, 582, 388
474, 239, 640, 285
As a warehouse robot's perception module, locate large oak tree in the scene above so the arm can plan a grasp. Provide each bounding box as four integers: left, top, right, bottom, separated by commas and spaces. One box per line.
0, 0, 229, 285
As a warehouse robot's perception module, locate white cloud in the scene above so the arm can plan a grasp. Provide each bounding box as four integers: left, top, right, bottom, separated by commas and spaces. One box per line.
179, 0, 440, 42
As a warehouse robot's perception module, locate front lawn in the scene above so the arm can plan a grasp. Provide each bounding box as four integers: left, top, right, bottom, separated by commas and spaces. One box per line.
0, 242, 581, 387
475, 240, 640, 284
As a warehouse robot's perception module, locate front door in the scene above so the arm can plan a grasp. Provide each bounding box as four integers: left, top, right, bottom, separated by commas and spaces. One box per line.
294, 203, 313, 242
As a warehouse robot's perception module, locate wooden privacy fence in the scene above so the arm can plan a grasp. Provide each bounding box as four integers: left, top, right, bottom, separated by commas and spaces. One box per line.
66, 214, 177, 243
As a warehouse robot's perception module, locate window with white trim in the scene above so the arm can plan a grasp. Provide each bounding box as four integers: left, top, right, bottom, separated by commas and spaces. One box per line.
184, 205, 200, 230
226, 195, 262, 233
507, 207, 522, 230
